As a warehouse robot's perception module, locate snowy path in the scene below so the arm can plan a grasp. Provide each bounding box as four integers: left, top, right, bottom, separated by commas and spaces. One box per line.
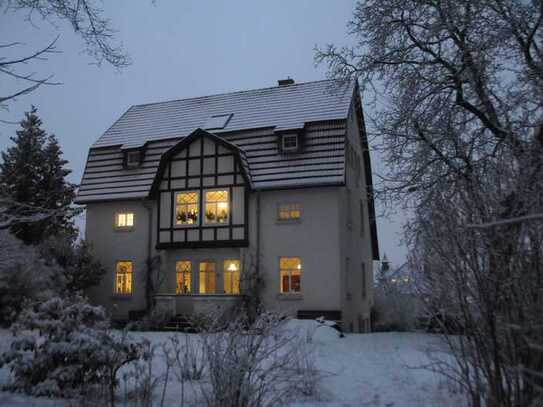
0, 326, 464, 407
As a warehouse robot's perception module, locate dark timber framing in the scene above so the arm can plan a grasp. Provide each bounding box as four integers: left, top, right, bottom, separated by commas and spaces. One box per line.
152, 129, 250, 250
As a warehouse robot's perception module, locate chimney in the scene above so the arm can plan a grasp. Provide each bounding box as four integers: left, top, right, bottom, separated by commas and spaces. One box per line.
278, 78, 295, 86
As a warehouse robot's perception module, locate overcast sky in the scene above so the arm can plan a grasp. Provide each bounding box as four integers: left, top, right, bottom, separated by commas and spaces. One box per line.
0, 0, 408, 267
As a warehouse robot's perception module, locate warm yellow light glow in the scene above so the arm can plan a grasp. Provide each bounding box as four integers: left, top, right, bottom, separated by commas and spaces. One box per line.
217, 202, 228, 210
297, 263, 302, 270
116, 212, 134, 228
228, 262, 238, 271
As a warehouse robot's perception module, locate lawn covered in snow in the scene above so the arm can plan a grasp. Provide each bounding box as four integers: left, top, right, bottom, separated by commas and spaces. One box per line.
0, 321, 465, 407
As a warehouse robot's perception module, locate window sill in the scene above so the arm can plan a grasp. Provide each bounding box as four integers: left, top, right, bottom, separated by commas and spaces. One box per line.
276, 293, 303, 301
111, 294, 133, 300
114, 227, 134, 232
275, 219, 302, 225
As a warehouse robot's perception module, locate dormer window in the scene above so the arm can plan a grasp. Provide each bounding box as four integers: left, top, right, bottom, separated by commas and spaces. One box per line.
124, 150, 142, 168
282, 134, 299, 152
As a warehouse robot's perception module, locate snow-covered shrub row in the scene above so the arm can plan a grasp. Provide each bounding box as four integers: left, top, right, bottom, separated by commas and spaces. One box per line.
0, 295, 142, 401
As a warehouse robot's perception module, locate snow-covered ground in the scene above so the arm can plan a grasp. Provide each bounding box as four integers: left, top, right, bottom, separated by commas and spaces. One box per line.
0, 321, 465, 407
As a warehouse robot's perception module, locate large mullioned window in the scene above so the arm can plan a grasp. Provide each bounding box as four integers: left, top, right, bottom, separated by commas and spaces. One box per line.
176, 261, 192, 294
115, 261, 132, 294
199, 261, 216, 294
176, 192, 199, 225
204, 190, 228, 224
279, 257, 302, 294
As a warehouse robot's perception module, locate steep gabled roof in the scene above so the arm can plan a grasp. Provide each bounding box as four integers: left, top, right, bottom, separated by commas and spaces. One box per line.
94, 79, 355, 149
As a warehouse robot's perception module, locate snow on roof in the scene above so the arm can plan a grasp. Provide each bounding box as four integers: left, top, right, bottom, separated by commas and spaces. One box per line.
76, 79, 356, 203
93, 79, 354, 149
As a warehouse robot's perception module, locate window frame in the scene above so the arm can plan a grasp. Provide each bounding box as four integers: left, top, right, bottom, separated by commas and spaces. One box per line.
176, 260, 192, 294
114, 260, 133, 295
277, 202, 302, 222
223, 259, 241, 295
279, 257, 302, 294
125, 150, 142, 168
281, 134, 299, 152
198, 261, 216, 294
175, 191, 200, 226
114, 212, 134, 230
203, 189, 229, 225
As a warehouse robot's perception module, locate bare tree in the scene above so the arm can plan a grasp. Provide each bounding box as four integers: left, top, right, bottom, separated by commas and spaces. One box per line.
316, 1, 543, 406
1, 0, 135, 109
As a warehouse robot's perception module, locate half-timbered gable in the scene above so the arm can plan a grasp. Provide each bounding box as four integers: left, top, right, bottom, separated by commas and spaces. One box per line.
152, 129, 250, 249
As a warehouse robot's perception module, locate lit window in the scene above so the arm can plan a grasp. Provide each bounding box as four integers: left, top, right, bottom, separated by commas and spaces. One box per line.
204, 190, 228, 224
176, 192, 199, 225
278, 203, 301, 221
115, 212, 134, 228
115, 261, 132, 294
280, 257, 302, 294
126, 151, 141, 168
199, 261, 216, 294
176, 261, 192, 294
223, 259, 240, 294
282, 134, 298, 151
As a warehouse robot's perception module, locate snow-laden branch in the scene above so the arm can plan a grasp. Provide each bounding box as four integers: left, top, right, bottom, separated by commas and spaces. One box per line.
466, 213, 543, 229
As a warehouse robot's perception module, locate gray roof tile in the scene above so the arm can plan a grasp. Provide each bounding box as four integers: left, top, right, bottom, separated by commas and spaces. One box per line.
94, 79, 354, 149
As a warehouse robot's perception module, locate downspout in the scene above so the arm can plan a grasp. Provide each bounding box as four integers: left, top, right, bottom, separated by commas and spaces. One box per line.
256, 190, 261, 271
142, 199, 154, 312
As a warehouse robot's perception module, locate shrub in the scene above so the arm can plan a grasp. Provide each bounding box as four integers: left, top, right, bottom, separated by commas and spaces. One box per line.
199, 314, 322, 407
0, 295, 142, 404
0, 230, 60, 325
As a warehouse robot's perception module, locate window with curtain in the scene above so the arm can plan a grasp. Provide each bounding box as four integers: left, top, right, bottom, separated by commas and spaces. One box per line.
204, 190, 228, 224
223, 259, 240, 294
176, 261, 192, 294
115, 261, 132, 294
279, 257, 302, 293
176, 192, 199, 225
199, 261, 216, 294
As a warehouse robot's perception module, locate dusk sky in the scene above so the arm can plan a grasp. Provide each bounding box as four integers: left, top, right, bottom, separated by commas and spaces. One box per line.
0, 0, 408, 266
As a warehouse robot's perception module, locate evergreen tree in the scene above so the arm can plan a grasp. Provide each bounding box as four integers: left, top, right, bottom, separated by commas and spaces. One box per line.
40, 134, 76, 239
0, 107, 75, 244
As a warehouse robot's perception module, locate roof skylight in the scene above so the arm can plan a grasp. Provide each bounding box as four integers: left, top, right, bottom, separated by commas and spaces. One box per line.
203, 113, 233, 130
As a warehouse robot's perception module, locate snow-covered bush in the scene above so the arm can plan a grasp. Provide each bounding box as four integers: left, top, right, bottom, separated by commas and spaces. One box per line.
39, 235, 106, 293
199, 314, 322, 407
0, 230, 61, 325
372, 286, 418, 332
0, 295, 142, 402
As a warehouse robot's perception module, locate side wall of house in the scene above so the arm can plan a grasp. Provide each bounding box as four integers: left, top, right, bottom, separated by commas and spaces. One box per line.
337, 103, 375, 332
248, 187, 343, 316
85, 200, 157, 319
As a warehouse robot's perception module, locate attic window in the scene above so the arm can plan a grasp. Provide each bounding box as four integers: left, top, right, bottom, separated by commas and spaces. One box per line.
203, 114, 233, 130
125, 150, 142, 168
282, 134, 299, 152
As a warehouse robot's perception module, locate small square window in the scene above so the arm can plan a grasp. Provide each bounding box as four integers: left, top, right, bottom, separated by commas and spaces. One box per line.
125, 151, 142, 168
115, 212, 134, 229
278, 203, 301, 221
282, 134, 298, 151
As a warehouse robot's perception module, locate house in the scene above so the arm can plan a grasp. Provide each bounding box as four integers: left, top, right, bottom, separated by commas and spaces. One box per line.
75, 78, 379, 332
